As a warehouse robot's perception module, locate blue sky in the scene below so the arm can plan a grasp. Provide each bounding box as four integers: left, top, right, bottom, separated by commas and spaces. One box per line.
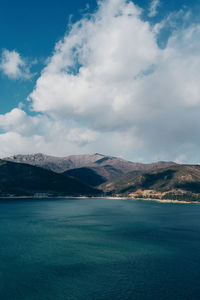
1, 0, 200, 162
0, 0, 97, 113
0, 0, 198, 113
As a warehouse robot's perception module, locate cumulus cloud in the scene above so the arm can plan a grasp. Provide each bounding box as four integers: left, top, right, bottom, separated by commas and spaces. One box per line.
67, 128, 98, 146
0, 49, 31, 79
0, 0, 200, 162
0, 108, 52, 136
29, 0, 159, 130
148, 0, 160, 18
0, 108, 99, 157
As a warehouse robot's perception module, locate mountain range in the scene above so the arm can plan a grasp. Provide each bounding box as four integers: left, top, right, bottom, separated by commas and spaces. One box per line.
4, 153, 176, 186
1, 153, 200, 201
0, 159, 99, 197
101, 164, 200, 201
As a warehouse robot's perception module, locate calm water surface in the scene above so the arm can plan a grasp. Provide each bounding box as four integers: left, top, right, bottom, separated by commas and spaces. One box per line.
0, 198, 200, 300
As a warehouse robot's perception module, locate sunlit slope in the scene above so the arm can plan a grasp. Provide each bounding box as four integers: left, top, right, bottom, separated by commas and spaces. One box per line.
100, 165, 200, 201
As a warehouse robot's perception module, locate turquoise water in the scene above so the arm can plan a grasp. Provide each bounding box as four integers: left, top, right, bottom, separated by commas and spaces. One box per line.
0, 198, 200, 300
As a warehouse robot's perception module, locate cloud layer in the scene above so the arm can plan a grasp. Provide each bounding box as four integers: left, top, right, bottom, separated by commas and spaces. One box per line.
148, 0, 160, 18
0, 49, 31, 79
1, 0, 200, 163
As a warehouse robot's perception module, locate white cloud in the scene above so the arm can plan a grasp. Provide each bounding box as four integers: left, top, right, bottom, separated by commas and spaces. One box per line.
0, 108, 48, 136
0, 132, 44, 158
67, 128, 98, 146
0, 108, 99, 158
29, 0, 159, 130
0, 0, 200, 163
0, 49, 31, 79
148, 0, 160, 18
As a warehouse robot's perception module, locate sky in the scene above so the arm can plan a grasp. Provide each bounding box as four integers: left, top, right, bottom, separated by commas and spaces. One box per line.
1, 0, 200, 163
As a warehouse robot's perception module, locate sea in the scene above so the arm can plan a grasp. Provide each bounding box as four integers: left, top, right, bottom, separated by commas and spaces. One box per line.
0, 197, 200, 300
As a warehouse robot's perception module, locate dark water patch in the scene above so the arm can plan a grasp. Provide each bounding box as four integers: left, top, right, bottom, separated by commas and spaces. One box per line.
0, 198, 200, 299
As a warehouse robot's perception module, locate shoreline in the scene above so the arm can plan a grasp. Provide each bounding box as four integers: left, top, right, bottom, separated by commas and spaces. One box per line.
102, 196, 200, 204
0, 195, 199, 204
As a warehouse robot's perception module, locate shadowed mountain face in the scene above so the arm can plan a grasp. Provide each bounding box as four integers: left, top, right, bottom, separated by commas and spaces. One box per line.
0, 160, 100, 197
1, 156, 200, 201
100, 165, 200, 201
4, 153, 177, 185
64, 167, 106, 187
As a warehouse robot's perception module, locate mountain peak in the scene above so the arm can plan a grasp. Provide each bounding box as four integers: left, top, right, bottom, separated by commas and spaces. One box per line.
4, 153, 177, 185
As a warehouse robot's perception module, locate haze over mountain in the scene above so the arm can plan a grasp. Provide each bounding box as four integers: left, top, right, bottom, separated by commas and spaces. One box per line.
4, 153, 177, 186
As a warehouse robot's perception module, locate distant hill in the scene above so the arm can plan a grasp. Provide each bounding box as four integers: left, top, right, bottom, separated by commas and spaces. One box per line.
4, 153, 177, 185
0, 160, 100, 197
1, 156, 200, 201
64, 167, 106, 187
100, 165, 200, 201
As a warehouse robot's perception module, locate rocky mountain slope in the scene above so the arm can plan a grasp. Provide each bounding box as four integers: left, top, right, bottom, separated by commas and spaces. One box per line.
4, 153, 177, 185
1, 156, 200, 201
100, 165, 200, 201
0, 160, 100, 197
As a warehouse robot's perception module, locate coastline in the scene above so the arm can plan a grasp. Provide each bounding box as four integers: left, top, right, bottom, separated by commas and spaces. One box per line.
0, 195, 199, 203
103, 196, 200, 204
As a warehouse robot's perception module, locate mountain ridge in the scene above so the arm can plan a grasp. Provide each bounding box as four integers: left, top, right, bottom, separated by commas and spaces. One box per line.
1, 154, 200, 201
100, 164, 200, 201
4, 153, 177, 185
0, 159, 100, 197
